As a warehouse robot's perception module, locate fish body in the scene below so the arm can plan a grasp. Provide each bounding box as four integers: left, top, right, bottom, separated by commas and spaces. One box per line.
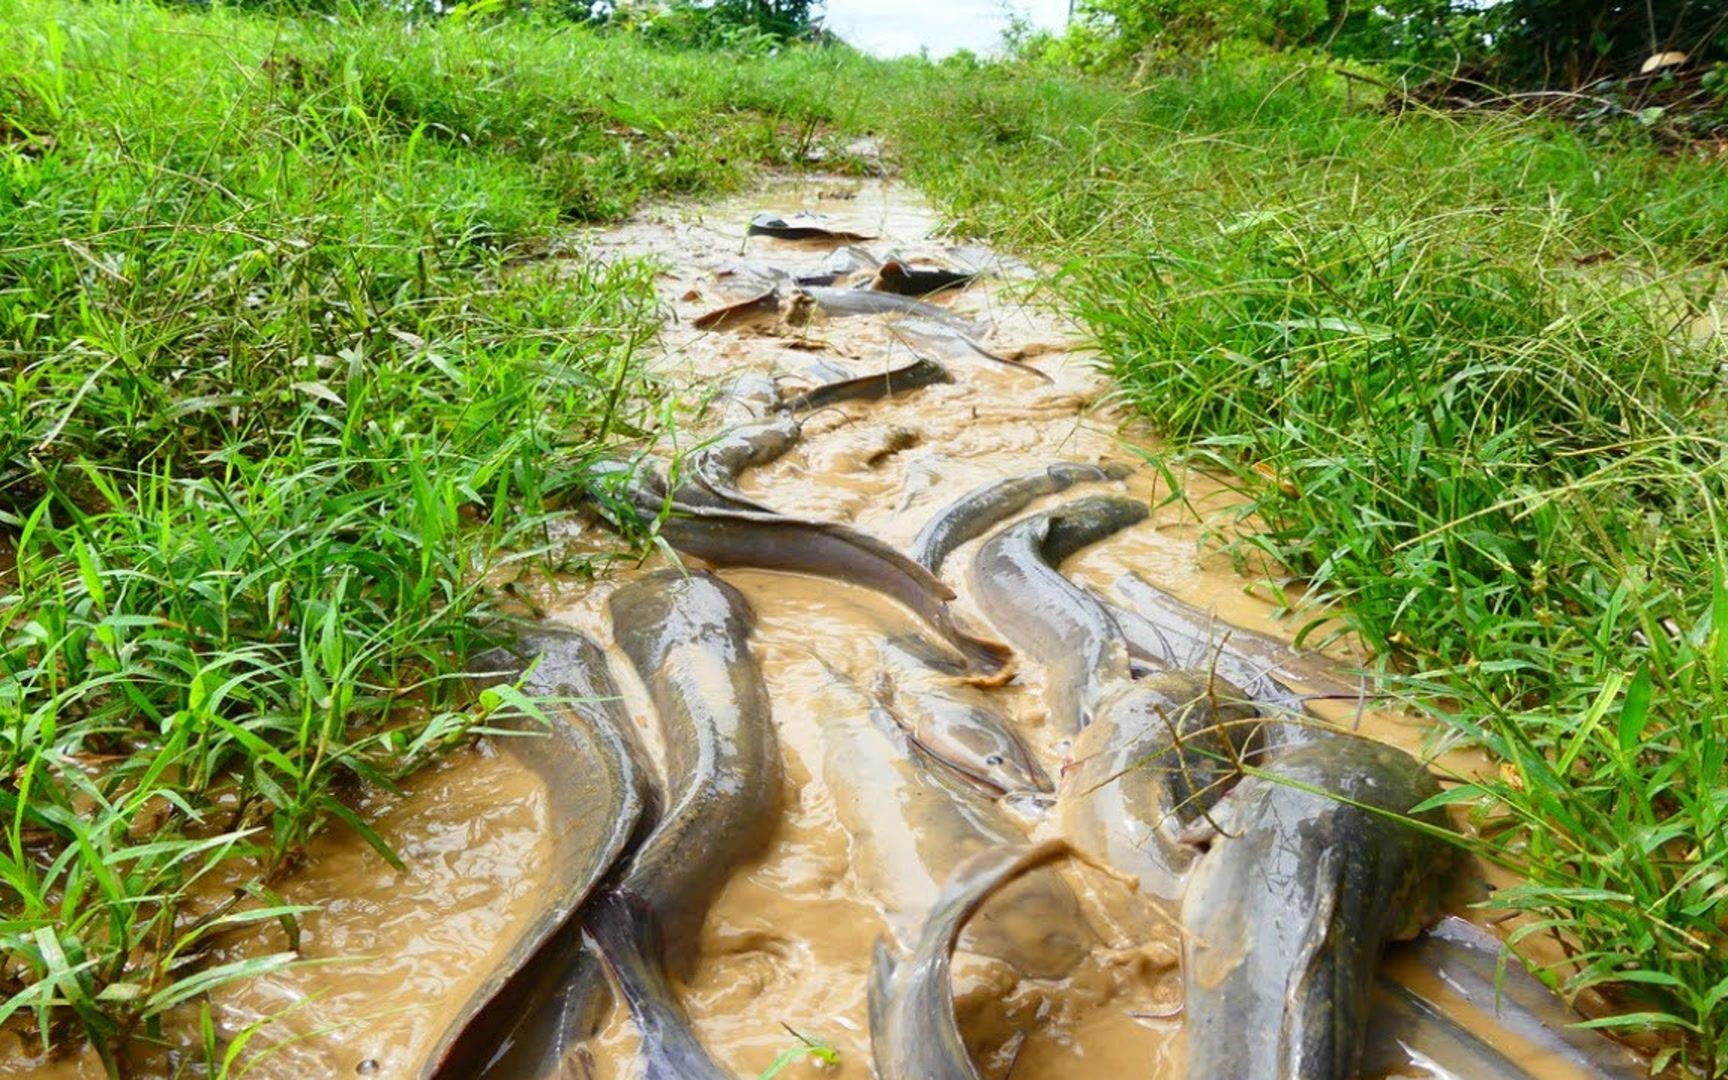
874, 635, 1049, 794
780, 356, 953, 413
597, 572, 782, 1079
886, 318, 1053, 383
971, 495, 1147, 731
1058, 670, 1261, 902
869, 257, 977, 297
818, 679, 1088, 978
868, 841, 1073, 1080
679, 415, 802, 512
1181, 736, 1454, 1080
692, 287, 780, 331
912, 463, 1131, 572
747, 210, 874, 242
798, 285, 977, 331
430, 630, 652, 1080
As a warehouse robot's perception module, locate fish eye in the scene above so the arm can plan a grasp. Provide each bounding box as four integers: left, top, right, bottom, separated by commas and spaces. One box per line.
985, 754, 1004, 766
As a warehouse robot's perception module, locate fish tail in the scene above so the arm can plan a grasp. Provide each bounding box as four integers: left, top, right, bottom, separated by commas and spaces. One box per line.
587, 891, 733, 1080
866, 938, 898, 1079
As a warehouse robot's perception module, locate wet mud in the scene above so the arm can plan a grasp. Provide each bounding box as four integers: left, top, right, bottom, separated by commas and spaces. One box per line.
17, 178, 1651, 1080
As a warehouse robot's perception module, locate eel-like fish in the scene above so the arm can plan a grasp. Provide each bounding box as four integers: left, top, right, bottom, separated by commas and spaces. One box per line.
595, 571, 782, 1079
747, 210, 875, 242
797, 285, 978, 331
1057, 670, 1262, 902
677, 414, 802, 512
912, 463, 1132, 572
868, 840, 1073, 1080
1104, 593, 1316, 719
971, 495, 1147, 732
1112, 570, 1367, 703
873, 635, 1050, 794
817, 676, 1089, 978
601, 462, 1010, 673
1375, 917, 1649, 1079
885, 317, 1054, 383
779, 356, 953, 413
428, 629, 652, 1080
1181, 735, 1455, 1080
692, 286, 780, 331
794, 244, 880, 286
869, 257, 977, 297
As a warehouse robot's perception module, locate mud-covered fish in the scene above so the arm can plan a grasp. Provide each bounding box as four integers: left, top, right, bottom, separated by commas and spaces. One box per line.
692, 286, 780, 331
1112, 570, 1366, 704
1181, 736, 1454, 1080
600, 462, 1010, 673
1373, 917, 1649, 1079
794, 244, 880, 286
870, 256, 977, 297
912, 463, 1132, 572
780, 356, 953, 413
972, 495, 1147, 731
885, 317, 1054, 383
747, 210, 875, 242
1058, 670, 1261, 902
428, 629, 652, 1080
677, 414, 801, 512
796, 285, 978, 331
874, 635, 1049, 794
817, 676, 1089, 978
868, 840, 1073, 1080
594, 572, 782, 1079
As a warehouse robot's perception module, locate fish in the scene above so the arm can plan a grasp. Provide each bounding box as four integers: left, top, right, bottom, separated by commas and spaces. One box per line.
747, 210, 876, 242
971, 494, 1148, 731
796, 285, 978, 331
676, 414, 801, 512
594, 571, 782, 1079
1057, 670, 1262, 902
873, 634, 1050, 794
869, 256, 977, 297
1360, 977, 1540, 1080
1180, 735, 1455, 1080
817, 676, 1089, 978
867, 840, 1074, 1080
885, 317, 1054, 383
794, 244, 880, 286
427, 629, 652, 1080
779, 355, 953, 413
1111, 570, 1368, 705
1371, 916, 1650, 1079
597, 462, 1010, 673
692, 286, 780, 331
911, 463, 1132, 572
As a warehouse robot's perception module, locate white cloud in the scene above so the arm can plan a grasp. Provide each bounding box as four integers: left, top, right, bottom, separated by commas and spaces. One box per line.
823, 0, 1071, 58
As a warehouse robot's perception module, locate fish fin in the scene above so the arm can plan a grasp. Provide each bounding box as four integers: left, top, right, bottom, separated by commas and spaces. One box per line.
867, 938, 898, 1079
587, 892, 731, 1080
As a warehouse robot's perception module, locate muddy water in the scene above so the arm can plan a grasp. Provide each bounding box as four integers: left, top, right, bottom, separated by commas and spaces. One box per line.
45, 177, 1635, 1079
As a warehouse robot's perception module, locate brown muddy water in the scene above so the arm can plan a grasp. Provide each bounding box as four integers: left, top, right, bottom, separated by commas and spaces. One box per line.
2, 178, 1650, 1079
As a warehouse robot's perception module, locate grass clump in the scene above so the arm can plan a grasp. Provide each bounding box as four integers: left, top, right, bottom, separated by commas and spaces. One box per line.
880, 48, 1728, 1071
0, 1, 891, 1070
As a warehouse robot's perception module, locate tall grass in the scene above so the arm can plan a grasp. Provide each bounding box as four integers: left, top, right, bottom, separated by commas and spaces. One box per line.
883, 48, 1728, 1072
0, 1, 890, 1069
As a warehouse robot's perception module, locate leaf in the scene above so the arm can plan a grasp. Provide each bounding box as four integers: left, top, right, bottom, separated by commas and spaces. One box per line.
291, 381, 345, 409
1617, 665, 1652, 755
319, 798, 405, 872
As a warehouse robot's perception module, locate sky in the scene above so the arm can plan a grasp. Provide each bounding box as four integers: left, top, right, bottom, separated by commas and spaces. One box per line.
822, 0, 1072, 58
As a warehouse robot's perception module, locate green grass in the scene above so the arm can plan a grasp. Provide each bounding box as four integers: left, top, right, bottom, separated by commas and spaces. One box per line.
877, 46, 1728, 1074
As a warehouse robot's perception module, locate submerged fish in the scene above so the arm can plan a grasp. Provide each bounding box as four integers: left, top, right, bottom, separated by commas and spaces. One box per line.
868, 840, 1073, 1080
817, 676, 1089, 978
1058, 670, 1262, 902
874, 635, 1050, 794
1111, 570, 1367, 706
429, 629, 652, 1080
869, 256, 977, 297
747, 210, 875, 242
912, 463, 1132, 572
885, 317, 1054, 384
794, 244, 880, 286
779, 355, 953, 413
797, 285, 977, 331
692, 287, 780, 331
1181, 736, 1454, 1080
595, 571, 782, 1079
677, 414, 802, 512
972, 494, 1147, 732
